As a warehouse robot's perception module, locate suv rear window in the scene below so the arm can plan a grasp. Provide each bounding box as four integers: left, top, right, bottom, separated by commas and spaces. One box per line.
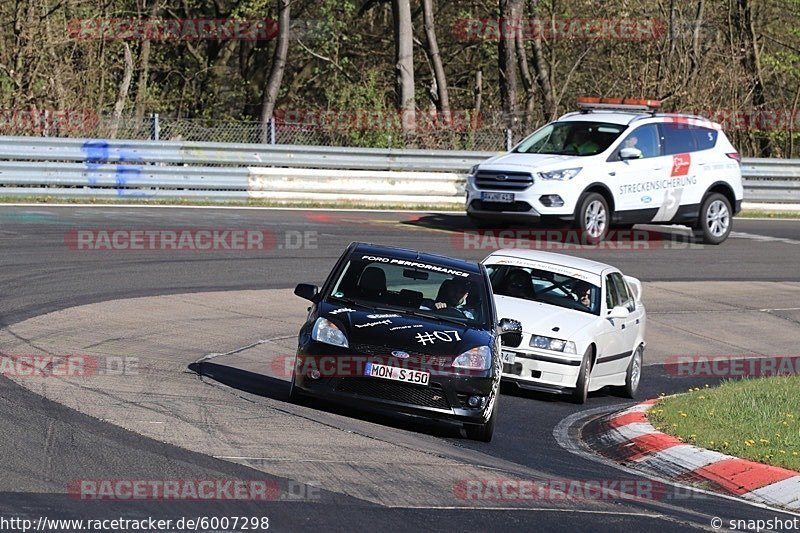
660, 123, 696, 155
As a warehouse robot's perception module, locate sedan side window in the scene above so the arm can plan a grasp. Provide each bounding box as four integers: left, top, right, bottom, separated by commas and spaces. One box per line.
611, 273, 635, 312
605, 274, 620, 311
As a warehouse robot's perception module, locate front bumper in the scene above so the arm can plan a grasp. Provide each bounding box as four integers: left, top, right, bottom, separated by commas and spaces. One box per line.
294, 344, 499, 424
501, 348, 583, 391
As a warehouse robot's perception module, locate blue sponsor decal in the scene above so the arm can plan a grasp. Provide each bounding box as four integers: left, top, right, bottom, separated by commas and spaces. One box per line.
641, 195, 652, 204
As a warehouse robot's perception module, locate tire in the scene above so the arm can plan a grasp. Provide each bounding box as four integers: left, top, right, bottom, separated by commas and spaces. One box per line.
614, 346, 643, 399
464, 401, 497, 442
575, 192, 610, 244
287, 369, 303, 403
570, 348, 593, 404
693, 193, 732, 245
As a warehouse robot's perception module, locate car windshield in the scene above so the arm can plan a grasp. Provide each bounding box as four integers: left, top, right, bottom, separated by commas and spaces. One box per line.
327, 253, 490, 325
486, 263, 601, 315
514, 121, 626, 156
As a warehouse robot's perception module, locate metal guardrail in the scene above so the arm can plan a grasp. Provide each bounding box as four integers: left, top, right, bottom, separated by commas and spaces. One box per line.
0, 135, 797, 204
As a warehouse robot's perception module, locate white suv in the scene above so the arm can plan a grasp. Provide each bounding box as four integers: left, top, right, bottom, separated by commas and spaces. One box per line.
465, 98, 744, 244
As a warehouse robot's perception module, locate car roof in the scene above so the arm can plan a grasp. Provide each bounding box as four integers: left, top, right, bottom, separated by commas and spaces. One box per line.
482, 249, 616, 276
351, 242, 483, 274
557, 111, 641, 125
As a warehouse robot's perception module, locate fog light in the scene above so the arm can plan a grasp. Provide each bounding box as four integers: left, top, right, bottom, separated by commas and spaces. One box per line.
309, 369, 321, 380
539, 194, 565, 207
468, 395, 482, 408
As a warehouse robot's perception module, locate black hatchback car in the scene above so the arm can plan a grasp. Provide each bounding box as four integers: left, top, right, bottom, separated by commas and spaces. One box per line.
291, 242, 521, 441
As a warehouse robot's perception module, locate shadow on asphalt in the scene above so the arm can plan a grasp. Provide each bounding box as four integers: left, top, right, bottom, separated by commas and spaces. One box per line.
188, 361, 465, 440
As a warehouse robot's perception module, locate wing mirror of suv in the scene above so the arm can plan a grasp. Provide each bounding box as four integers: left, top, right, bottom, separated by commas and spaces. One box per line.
607, 306, 630, 319
619, 147, 643, 160
294, 283, 319, 302
498, 318, 523, 346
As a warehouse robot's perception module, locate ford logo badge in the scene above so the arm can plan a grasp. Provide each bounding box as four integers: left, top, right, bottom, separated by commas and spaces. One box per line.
391, 351, 410, 359
641, 195, 652, 204
496, 174, 508, 181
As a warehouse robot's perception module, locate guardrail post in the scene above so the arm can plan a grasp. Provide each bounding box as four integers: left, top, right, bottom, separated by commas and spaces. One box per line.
150, 113, 160, 141
269, 117, 276, 145
505, 129, 513, 151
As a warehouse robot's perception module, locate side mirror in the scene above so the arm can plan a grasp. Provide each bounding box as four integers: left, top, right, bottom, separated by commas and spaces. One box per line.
607, 305, 630, 319
619, 147, 643, 160
294, 283, 319, 302
498, 318, 523, 346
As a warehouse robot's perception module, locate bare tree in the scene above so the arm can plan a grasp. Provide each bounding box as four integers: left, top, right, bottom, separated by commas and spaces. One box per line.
134, 0, 160, 121
260, 0, 291, 143
498, 0, 521, 128
392, 0, 415, 132
109, 43, 134, 139
421, 0, 450, 121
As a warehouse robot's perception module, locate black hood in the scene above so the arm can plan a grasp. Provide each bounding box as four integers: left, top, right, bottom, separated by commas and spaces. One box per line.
319, 302, 492, 359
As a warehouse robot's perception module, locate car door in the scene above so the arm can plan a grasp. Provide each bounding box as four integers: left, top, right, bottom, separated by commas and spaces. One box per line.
593, 273, 629, 377
652, 122, 701, 222
605, 124, 671, 218
610, 272, 643, 370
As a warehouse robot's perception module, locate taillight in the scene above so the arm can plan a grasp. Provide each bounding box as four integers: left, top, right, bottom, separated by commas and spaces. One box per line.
726, 152, 741, 164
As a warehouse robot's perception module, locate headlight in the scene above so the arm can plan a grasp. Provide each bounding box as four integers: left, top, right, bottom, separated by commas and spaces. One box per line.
469, 164, 479, 175
452, 346, 491, 370
530, 335, 576, 354
538, 168, 582, 181
311, 317, 349, 348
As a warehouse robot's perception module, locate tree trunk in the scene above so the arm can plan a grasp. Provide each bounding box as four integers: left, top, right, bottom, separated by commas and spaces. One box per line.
498, 0, 521, 128
392, 0, 415, 133
735, 0, 769, 156
260, 0, 291, 143
134, 0, 160, 122
421, 0, 450, 122
109, 43, 134, 139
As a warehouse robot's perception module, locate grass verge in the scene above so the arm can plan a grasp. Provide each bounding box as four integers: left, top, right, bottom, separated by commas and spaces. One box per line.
648, 376, 800, 471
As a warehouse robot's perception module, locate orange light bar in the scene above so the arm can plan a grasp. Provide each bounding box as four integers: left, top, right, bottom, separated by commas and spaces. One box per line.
576, 96, 662, 111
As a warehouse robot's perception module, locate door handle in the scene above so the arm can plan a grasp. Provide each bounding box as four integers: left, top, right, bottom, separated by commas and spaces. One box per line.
608, 171, 616, 176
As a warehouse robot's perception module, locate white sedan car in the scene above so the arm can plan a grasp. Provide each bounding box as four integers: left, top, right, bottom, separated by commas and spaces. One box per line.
482, 249, 646, 403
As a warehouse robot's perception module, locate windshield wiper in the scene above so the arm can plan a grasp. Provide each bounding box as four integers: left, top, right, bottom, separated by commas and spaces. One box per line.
403, 309, 469, 327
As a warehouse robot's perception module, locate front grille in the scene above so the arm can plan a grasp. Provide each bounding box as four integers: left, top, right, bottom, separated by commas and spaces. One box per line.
470, 200, 533, 213
475, 171, 534, 191
336, 378, 451, 410
351, 343, 453, 368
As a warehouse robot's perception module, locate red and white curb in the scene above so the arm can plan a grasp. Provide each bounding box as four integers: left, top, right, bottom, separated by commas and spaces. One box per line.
595, 399, 800, 511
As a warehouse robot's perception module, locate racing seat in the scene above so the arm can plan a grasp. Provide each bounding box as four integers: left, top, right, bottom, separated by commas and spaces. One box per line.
398, 289, 423, 308
357, 266, 387, 300
499, 269, 536, 299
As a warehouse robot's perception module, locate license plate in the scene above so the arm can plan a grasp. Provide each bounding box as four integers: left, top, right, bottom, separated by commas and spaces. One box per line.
501, 350, 516, 365
364, 362, 430, 386
481, 192, 515, 203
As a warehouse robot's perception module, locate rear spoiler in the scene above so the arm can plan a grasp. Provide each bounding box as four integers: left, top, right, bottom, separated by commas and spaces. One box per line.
624, 275, 643, 302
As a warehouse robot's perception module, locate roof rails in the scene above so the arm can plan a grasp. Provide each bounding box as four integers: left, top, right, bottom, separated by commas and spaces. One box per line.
576, 97, 661, 115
